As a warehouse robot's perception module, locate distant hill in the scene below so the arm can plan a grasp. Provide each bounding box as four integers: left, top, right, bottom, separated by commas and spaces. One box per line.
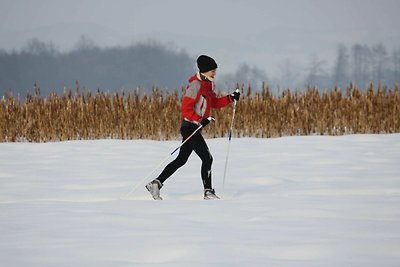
0, 39, 194, 97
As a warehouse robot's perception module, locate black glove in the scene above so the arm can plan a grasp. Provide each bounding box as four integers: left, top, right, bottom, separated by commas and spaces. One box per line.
200, 117, 215, 127
229, 90, 240, 102
200, 117, 211, 127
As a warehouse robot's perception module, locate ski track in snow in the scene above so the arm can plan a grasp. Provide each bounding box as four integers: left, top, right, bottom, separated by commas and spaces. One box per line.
1, 135, 400, 266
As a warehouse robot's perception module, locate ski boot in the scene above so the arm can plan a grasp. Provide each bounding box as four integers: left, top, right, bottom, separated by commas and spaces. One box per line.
204, 189, 220, 200
145, 179, 163, 200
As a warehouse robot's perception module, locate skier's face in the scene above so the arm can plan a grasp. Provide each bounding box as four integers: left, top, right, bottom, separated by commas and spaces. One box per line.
204, 69, 216, 79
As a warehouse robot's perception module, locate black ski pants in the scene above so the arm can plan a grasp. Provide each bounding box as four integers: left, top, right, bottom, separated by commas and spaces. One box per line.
156, 121, 213, 189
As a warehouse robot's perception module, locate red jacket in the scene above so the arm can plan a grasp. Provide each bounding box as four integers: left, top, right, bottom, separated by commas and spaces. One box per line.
181, 73, 231, 124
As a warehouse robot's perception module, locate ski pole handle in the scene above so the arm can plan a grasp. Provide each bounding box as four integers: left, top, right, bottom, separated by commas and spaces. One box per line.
234, 88, 240, 97
230, 88, 240, 103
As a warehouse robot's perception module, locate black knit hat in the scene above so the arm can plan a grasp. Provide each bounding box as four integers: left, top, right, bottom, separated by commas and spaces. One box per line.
197, 55, 218, 73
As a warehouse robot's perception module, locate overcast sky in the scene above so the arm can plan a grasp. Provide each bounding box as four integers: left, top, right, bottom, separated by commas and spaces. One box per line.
1, 0, 399, 76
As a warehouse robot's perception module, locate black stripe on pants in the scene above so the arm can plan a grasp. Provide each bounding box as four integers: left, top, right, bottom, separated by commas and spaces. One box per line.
156, 123, 213, 189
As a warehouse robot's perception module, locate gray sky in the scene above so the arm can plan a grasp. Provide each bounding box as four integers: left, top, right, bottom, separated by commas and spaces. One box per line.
1, 0, 399, 77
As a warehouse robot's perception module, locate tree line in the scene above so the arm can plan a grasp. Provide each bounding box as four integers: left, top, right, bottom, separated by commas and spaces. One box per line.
219, 43, 400, 92
0, 37, 193, 97
1, 39, 399, 97
297, 43, 400, 91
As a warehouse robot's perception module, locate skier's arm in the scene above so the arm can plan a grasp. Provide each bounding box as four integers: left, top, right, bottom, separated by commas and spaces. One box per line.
211, 90, 239, 108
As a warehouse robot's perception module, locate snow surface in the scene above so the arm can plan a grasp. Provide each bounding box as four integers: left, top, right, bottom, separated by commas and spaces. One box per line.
1, 134, 400, 267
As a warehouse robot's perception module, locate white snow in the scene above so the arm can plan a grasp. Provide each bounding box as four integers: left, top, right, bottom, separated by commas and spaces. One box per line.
1, 134, 400, 266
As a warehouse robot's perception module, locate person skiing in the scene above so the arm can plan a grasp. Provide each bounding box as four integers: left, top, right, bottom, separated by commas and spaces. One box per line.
146, 55, 240, 200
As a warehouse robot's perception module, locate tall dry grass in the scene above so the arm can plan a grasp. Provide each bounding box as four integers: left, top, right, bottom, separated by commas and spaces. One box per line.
225, 83, 400, 138
1, 84, 399, 142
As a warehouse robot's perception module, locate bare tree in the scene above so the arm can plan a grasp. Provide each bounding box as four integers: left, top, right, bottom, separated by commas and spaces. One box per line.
305, 55, 330, 90
392, 48, 400, 85
333, 44, 349, 90
371, 43, 388, 85
278, 59, 301, 90
352, 44, 372, 88
217, 63, 268, 92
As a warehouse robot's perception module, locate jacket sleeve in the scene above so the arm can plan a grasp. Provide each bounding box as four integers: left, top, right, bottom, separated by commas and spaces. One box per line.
210, 91, 232, 109
181, 80, 202, 122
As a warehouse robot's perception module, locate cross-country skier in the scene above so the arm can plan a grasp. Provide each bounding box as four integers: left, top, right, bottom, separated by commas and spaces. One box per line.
146, 55, 240, 200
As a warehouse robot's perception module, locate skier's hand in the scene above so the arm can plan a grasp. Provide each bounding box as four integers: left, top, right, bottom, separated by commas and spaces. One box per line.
200, 117, 215, 127
229, 90, 240, 102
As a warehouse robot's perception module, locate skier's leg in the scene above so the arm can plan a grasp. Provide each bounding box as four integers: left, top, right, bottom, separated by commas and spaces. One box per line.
156, 141, 192, 184
191, 133, 213, 189
155, 125, 196, 184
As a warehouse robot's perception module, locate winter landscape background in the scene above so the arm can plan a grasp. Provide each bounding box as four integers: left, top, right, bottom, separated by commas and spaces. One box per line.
1, 39, 399, 97
1, 1, 400, 266
1, 135, 399, 266
1, 0, 400, 96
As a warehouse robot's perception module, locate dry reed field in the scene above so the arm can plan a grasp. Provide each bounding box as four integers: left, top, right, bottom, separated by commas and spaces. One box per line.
1, 84, 399, 142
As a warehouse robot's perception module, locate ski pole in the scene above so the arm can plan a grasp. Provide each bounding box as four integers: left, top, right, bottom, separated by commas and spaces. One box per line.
222, 89, 239, 196
122, 117, 214, 199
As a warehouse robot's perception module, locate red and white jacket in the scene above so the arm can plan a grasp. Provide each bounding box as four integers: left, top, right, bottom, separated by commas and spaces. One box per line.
181, 73, 232, 124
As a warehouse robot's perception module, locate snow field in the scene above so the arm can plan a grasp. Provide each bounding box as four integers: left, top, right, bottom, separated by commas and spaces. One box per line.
1, 134, 399, 266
